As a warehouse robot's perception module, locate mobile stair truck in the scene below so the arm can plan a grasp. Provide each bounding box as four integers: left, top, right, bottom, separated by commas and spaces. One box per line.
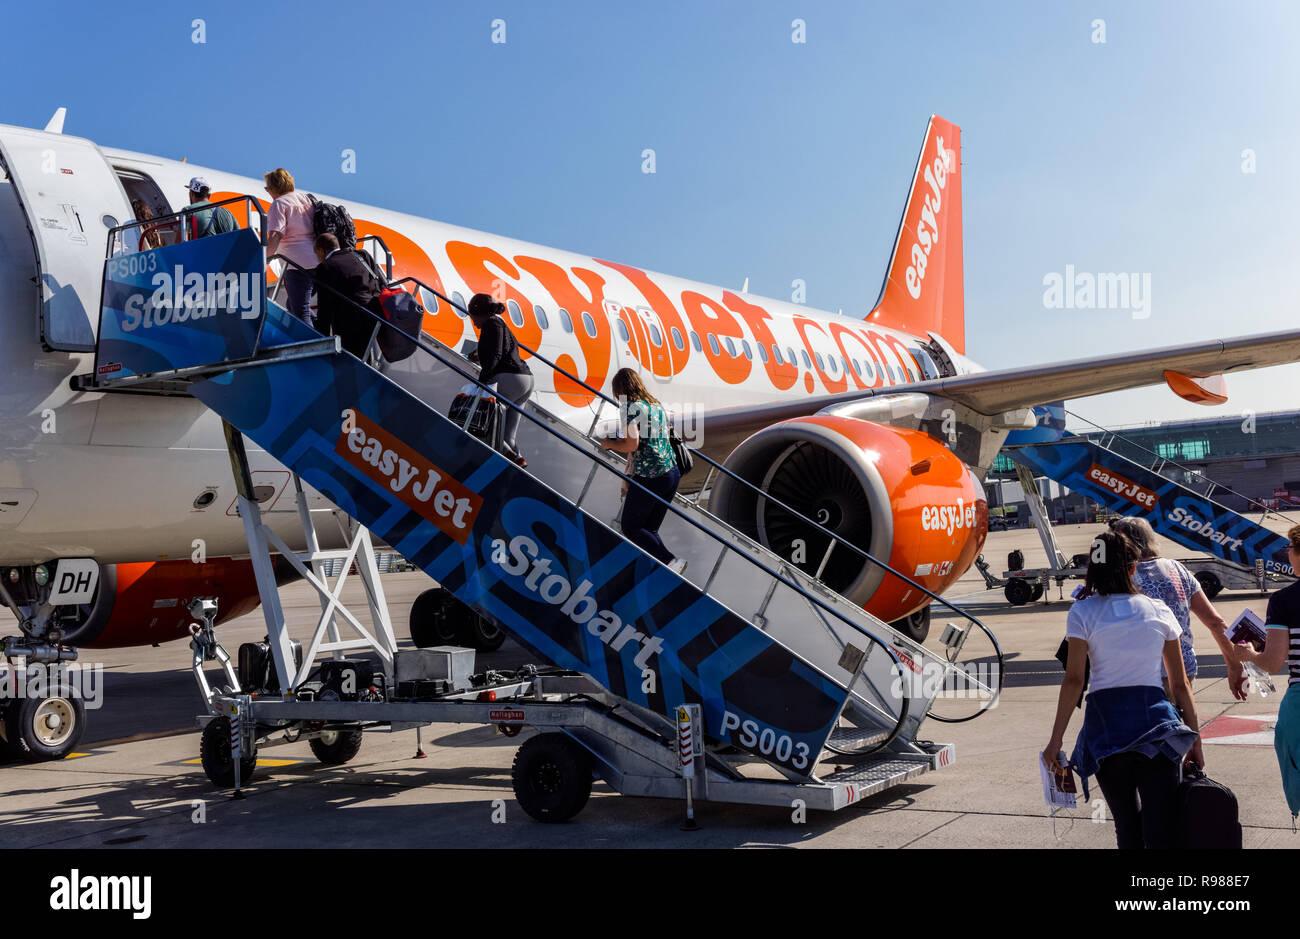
78, 204, 1002, 822
985, 426, 1298, 606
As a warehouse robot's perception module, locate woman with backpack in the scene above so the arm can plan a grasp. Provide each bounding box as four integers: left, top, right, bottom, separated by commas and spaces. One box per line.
597, 368, 686, 575
264, 168, 319, 326
1042, 529, 1202, 848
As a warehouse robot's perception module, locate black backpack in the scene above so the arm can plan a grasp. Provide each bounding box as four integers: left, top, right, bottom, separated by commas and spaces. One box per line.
306, 193, 356, 251
1177, 766, 1242, 849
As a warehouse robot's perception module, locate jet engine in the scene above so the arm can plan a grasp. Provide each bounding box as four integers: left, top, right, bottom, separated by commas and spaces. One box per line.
710, 416, 987, 629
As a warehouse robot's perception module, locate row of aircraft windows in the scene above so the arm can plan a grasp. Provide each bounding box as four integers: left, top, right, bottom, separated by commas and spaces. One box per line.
423, 287, 924, 383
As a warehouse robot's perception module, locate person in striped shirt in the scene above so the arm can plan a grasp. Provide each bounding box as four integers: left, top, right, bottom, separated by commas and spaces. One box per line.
1234, 524, 1300, 819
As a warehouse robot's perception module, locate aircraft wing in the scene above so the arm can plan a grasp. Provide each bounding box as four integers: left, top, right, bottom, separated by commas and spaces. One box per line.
698, 327, 1300, 451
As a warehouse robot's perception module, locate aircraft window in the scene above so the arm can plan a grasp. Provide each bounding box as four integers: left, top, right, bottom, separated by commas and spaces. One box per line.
452, 291, 467, 314
742, 340, 753, 360
535, 305, 549, 329
708, 334, 721, 355
648, 323, 664, 347
841, 356, 849, 375
616, 319, 631, 343
852, 358, 861, 376
724, 336, 737, 357
757, 343, 768, 363
772, 345, 783, 365
559, 308, 574, 333
815, 352, 825, 371
582, 312, 597, 337
801, 350, 812, 369
671, 327, 685, 350
507, 300, 525, 327
420, 287, 440, 314
862, 359, 875, 381
788, 348, 798, 366
690, 331, 702, 352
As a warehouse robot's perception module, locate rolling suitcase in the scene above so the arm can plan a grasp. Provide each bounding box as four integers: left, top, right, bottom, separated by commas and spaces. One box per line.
1177, 766, 1242, 849
448, 385, 503, 451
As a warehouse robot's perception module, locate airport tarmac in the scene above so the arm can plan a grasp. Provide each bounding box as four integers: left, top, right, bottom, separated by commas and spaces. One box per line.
1, 523, 1297, 850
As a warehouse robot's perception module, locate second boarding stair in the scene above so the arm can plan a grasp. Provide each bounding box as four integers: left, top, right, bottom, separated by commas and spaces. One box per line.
83, 218, 999, 797
1006, 428, 1296, 581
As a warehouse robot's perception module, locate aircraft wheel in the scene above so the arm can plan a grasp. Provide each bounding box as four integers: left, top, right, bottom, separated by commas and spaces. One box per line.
309, 728, 364, 766
890, 606, 931, 642
3, 690, 86, 762
1194, 571, 1223, 600
1004, 578, 1034, 606
457, 610, 506, 652
511, 733, 592, 823
200, 716, 257, 788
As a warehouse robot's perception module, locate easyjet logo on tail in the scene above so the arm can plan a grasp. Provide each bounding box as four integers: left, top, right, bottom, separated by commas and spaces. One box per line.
335, 408, 482, 544
904, 137, 954, 301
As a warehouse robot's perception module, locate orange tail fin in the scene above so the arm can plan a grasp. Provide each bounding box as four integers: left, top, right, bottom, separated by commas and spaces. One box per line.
869, 115, 964, 353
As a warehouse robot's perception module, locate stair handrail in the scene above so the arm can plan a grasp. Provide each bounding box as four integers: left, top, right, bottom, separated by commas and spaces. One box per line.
268, 256, 932, 748
1063, 408, 1298, 525
381, 275, 1003, 717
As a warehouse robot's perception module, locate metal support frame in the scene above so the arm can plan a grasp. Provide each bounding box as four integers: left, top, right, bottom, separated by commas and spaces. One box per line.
220, 420, 398, 696
1014, 462, 1068, 570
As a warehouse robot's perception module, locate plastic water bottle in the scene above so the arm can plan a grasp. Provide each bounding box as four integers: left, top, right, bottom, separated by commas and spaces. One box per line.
1243, 661, 1276, 698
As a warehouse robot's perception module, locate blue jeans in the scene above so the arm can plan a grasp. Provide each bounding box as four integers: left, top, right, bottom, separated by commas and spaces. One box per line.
281, 268, 314, 327
622, 466, 680, 565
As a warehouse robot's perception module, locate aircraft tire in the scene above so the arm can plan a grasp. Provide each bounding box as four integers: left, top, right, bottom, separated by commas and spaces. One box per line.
409, 588, 460, 648
309, 728, 364, 766
511, 733, 592, 823
890, 606, 931, 642
3, 690, 86, 762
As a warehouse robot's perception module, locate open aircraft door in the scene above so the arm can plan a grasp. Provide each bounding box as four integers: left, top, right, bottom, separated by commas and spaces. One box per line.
0, 126, 135, 351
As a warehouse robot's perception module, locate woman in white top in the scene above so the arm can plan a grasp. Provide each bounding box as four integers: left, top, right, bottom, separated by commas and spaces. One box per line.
1043, 529, 1201, 848
264, 168, 319, 326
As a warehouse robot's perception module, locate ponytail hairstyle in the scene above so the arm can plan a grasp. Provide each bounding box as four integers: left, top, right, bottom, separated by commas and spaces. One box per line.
611, 367, 660, 407
1080, 529, 1139, 598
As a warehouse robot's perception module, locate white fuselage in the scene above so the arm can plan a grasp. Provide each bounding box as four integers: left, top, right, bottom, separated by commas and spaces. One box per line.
0, 128, 980, 566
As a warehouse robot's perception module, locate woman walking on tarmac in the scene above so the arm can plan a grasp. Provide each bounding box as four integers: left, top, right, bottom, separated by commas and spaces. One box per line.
598, 368, 686, 575
1232, 525, 1300, 820
1042, 529, 1202, 849
1108, 516, 1247, 700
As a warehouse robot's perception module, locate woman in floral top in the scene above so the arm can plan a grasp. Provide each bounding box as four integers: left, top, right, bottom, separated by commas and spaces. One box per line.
598, 368, 686, 574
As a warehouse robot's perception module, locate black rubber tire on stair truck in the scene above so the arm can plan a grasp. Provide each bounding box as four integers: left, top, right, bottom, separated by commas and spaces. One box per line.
511, 733, 593, 823
200, 715, 258, 788
309, 728, 364, 765
1004, 578, 1033, 606
1194, 570, 1223, 600
2, 690, 86, 762
1030, 583, 1045, 601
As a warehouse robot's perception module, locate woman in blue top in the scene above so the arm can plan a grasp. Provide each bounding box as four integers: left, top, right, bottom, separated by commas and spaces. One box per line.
1042, 529, 1202, 849
1233, 524, 1300, 819
598, 368, 686, 574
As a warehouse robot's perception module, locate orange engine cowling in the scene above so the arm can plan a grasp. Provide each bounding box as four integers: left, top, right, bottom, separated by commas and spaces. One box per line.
59, 557, 299, 649
710, 415, 987, 624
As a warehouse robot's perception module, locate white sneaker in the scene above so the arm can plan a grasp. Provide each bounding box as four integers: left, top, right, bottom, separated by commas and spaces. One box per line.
668, 558, 688, 575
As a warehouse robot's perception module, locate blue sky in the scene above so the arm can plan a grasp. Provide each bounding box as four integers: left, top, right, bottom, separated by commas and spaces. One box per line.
6, 0, 1299, 430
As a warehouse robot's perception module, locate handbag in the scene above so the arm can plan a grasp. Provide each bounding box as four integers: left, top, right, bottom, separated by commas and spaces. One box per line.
1054, 637, 1090, 709
669, 429, 693, 474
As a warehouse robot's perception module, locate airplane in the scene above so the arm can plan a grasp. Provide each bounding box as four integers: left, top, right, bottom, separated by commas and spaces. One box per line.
2, 110, 1298, 756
